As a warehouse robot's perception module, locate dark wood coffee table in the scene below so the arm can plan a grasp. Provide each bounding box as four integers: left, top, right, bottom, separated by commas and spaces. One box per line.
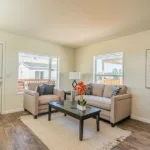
48, 101, 101, 141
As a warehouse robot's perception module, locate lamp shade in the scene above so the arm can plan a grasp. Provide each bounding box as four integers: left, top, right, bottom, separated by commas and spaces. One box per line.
69, 72, 80, 80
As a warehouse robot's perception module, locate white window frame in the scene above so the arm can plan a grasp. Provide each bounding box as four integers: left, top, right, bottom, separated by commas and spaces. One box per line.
18, 52, 60, 94
93, 52, 124, 85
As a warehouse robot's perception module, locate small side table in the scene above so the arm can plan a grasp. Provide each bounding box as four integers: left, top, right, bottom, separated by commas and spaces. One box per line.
64, 91, 71, 100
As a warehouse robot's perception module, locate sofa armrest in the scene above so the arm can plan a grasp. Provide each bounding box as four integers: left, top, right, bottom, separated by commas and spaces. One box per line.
71, 90, 78, 96
71, 90, 78, 101
53, 89, 64, 101
24, 89, 39, 116
112, 94, 132, 101
24, 89, 38, 96
110, 94, 132, 124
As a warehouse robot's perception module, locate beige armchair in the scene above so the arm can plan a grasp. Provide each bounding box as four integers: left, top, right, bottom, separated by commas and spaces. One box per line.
24, 83, 64, 119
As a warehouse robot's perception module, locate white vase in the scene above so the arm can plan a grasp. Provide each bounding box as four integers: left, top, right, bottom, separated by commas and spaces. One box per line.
77, 104, 86, 111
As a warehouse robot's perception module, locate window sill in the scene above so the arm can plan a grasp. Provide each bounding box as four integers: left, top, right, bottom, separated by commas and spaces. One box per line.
17, 92, 24, 95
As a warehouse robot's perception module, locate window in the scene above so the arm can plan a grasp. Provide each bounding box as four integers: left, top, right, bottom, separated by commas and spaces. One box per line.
18, 53, 59, 93
35, 71, 44, 79
94, 52, 123, 85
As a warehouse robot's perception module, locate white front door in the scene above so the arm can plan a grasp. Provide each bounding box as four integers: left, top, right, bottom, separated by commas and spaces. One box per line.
0, 44, 3, 114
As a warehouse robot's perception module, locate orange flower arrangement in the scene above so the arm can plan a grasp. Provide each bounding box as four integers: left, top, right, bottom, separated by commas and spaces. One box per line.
74, 81, 88, 106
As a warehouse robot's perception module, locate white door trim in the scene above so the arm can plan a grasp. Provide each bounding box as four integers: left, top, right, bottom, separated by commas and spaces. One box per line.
0, 41, 5, 114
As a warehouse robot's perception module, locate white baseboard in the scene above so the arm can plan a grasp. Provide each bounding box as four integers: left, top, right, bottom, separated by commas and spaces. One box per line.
2, 108, 24, 114
131, 115, 150, 124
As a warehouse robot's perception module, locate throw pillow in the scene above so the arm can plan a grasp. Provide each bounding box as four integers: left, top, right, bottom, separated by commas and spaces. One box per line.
37, 84, 45, 96
43, 84, 54, 95
112, 86, 121, 97
85, 83, 93, 95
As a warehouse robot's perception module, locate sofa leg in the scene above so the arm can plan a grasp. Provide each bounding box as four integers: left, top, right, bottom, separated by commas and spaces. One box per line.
111, 123, 115, 127
34, 115, 37, 119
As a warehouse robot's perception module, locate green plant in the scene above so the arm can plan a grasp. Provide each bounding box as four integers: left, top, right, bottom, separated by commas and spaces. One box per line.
77, 95, 87, 106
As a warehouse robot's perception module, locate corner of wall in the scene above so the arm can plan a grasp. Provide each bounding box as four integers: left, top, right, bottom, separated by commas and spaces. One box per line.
131, 115, 150, 124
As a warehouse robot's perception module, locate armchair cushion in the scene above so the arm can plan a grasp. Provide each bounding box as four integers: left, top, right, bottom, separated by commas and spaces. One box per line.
43, 84, 54, 95
36, 84, 55, 96
38, 95, 59, 105
37, 84, 45, 96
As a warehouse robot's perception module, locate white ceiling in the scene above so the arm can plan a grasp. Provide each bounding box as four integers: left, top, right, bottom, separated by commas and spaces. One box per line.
0, 0, 150, 48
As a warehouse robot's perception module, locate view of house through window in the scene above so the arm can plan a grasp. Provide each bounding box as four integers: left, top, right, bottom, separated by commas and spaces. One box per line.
94, 52, 123, 85
18, 53, 59, 93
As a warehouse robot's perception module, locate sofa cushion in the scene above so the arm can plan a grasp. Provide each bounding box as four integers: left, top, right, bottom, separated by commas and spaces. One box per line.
92, 84, 105, 97
38, 95, 59, 105
103, 85, 114, 98
85, 83, 93, 95
75, 95, 111, 110
103, 85, 128, 98
112, 86, 121, 96
118, 85, 127, 95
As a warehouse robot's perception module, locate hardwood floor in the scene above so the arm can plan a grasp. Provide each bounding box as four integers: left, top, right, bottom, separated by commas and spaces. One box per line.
113, 118, 150, 150
0, 111, 150, 150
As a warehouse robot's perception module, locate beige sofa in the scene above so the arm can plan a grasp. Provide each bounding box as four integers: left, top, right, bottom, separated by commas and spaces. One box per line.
24, 83, 64, 119
73, 83, 132, 127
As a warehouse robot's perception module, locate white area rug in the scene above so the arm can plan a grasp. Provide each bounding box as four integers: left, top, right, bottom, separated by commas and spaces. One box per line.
21, 113, 131, 150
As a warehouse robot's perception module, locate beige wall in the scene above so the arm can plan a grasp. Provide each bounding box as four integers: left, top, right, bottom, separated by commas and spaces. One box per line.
0, 31, 75, 113
1, 29, 150, 123
75, 30, 150, 123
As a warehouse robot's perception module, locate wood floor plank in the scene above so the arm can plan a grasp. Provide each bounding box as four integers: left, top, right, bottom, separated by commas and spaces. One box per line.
0, 126, 8, 150
0, 111, 150, 150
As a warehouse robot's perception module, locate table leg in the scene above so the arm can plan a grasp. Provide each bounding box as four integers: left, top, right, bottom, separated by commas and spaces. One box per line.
79, 119, 84, 141
64, 93, 66, 100
96, 112, 100, 131
48, 105, 51, 121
